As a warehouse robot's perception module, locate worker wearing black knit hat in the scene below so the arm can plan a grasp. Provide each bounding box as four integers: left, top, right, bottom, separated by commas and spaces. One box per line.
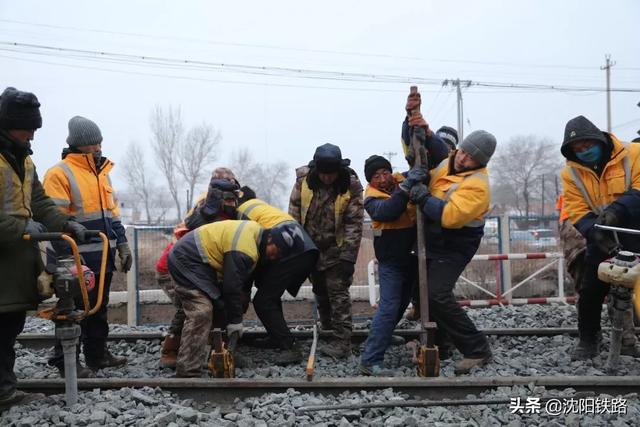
289, 143, 364, 360
0, 87, 87, 409
360, 154, 420, 375
436, 126, 459, 152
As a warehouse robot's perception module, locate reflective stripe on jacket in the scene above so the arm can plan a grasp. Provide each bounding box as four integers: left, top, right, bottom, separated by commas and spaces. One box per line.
0, 154, 34, 219
562, 136, 638, 224
237, 198, 294, 228
194, 220, 262, 280
364, 173, 416, 263
301, 178, 350, 247
561, 135, 640, 259
428, 155, 490, 229
43, 153, 125, 271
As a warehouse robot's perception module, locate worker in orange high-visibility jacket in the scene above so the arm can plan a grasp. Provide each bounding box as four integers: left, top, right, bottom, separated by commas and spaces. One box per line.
407, 130, 496, 375
560, 115, 640, 361
43, 116, 130, 376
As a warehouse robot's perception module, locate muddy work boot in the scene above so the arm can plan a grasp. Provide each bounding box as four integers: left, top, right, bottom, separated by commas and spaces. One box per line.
318, 340, 352, 359
56, 359, 95, 379
159, 334, 181, 369
359, 363, 393, 376
454, 353, 492, 375
620, 343, 640, 358
274, 342, 303, 366
570, 340, 600, 361
0, 390, 47, 411
86, 349, 127, 370
249, 337, 280, 349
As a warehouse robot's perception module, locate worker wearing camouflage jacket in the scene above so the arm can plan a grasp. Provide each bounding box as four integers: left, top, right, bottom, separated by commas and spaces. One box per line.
289, 143, 363, 359
0, 87, 86, 410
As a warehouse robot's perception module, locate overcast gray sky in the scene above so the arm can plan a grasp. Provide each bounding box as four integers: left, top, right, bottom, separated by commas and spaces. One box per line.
1, 0, 639, 201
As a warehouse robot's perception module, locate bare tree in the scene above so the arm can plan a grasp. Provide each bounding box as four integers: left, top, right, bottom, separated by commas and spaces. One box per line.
121, 142, 155, 224
491, 135, 562, 217
230, 148, 291, 209
150, 105, 183, 221
177, 123, 221, 209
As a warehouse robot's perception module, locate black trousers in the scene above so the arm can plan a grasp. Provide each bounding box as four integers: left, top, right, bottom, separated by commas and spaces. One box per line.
0, 311, 26, 398
427, 259, 490, 358
49, 272, 113, 366
577, 262, 609, 342
253, 251, 317, 349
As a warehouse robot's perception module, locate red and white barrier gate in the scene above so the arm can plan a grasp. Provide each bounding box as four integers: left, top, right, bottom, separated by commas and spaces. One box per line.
367, 252, 571, 308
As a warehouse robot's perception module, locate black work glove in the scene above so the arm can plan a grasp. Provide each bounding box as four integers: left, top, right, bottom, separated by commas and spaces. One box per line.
63, 221, 87, 244
117, 243, 133, 273
340, 260, 355, 279
409, 183, 430, 205
399, 166, 429, 192
24, 219, 47, 235
596, 210, 620, 227
589, 228, 619, 255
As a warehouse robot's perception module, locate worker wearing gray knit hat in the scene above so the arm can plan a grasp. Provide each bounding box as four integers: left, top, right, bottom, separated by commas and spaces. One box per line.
457, 130, 497, 168
66, 115, 103, 147
42, 115, 131, 377
404, 129, 496, 376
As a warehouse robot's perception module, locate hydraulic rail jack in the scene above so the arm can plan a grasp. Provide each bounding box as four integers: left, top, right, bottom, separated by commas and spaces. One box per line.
595, 224, 640, 373
25, 231, 108, 406
208, 329, 240, 378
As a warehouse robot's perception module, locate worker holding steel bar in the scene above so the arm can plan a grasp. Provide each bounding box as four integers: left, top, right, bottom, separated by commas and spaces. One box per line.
357, 155, 423, 375
560, 115, 640, 360
0, 87, 87, 410
407, 129, 496, 374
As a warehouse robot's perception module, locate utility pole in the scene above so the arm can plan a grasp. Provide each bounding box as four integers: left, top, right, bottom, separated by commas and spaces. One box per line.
601, 54, 616, 133
382, 151, 397, 171
442, 79, 472, 140
541, 174, 545, 216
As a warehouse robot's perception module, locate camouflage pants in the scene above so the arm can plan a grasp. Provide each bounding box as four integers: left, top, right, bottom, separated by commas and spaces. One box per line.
156, 272, 186, 336
174, 285, 213, 377
310, 263, 353, 343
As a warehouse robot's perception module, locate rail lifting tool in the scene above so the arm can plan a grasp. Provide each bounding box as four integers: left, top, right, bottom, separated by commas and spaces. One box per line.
595, 224, 640, 373
26, 231, 108, 406
208, 329, 240, 378
409, 86, 440, 377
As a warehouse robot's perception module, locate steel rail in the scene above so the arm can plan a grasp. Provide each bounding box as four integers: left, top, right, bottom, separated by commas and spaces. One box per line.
17, 376, 640, 409
17, 327, 640, 349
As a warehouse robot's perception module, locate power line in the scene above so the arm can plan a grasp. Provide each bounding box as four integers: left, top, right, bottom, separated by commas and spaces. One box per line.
3, 41, 640, 94
0, 18, 627, 72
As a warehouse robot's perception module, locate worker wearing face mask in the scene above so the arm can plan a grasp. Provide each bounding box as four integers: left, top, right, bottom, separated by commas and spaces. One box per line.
43, 116, 131, 377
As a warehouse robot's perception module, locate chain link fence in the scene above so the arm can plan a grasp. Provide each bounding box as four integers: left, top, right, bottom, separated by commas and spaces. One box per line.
114, 215, 566, 305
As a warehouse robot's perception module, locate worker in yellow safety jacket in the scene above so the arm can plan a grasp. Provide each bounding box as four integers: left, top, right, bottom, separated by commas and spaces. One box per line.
407, 130, 496, 375
236, 196, 318, 365
43, 116, 130, 377
167, 220, 300, 377
0, 87, 87, 410
560, 115, 640, 360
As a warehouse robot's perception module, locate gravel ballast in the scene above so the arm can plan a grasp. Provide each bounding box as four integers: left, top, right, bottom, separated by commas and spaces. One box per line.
1, 386, 638, 426
5, 304, 638, 425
